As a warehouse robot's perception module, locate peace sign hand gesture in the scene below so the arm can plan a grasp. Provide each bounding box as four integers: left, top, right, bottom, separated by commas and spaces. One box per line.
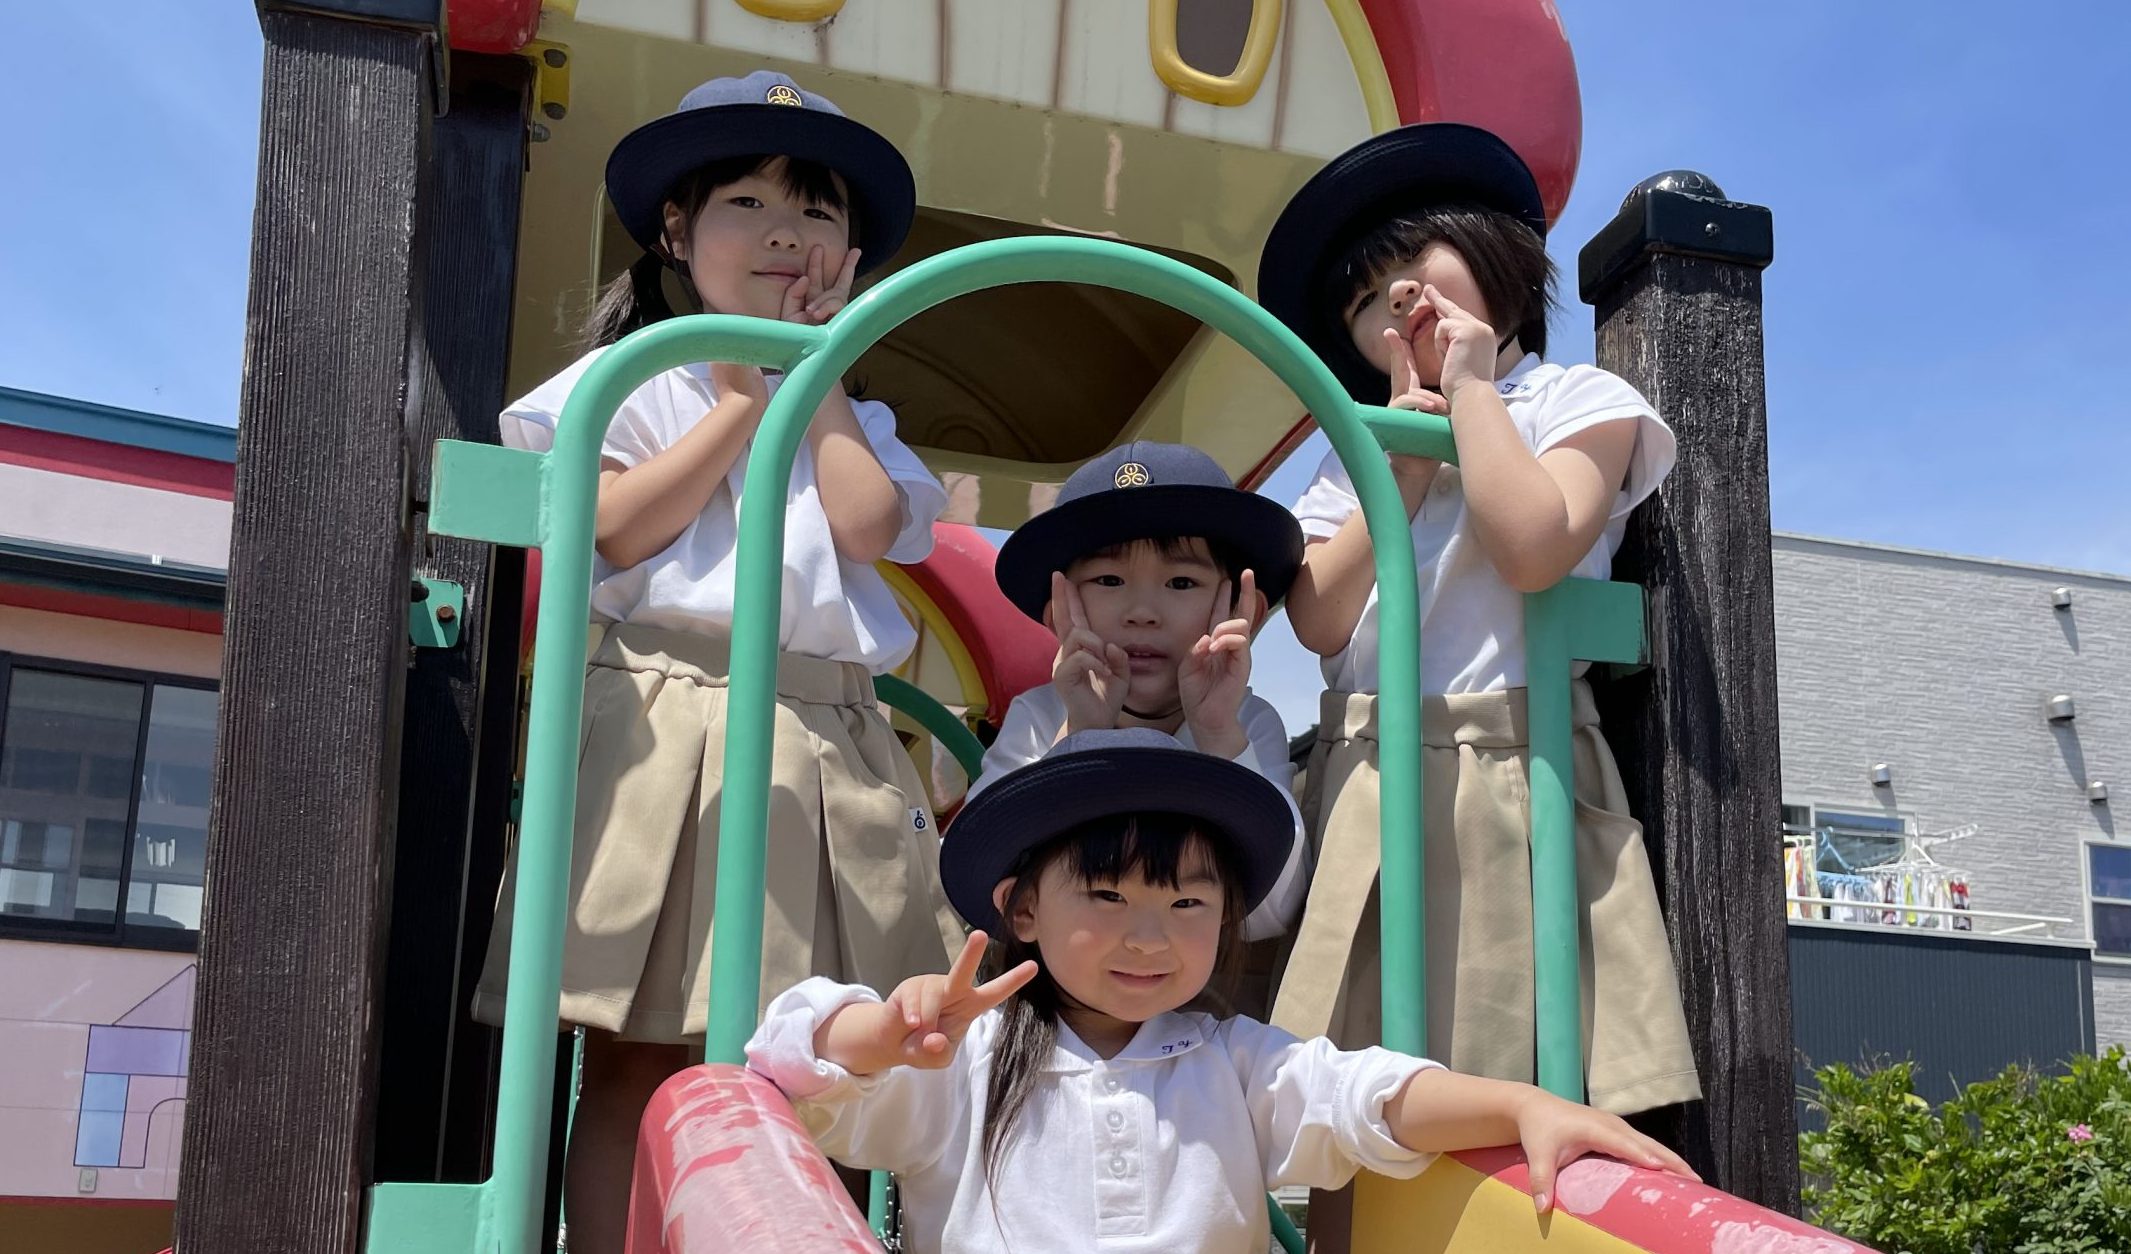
1050, 572, 1130, 734
1177, 570, 1255, 757
780, 245, 864, 326
878, 932, 1038, 1070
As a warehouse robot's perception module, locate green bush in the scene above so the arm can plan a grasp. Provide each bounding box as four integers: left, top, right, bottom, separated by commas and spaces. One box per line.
1800, 1048, 2131, 1254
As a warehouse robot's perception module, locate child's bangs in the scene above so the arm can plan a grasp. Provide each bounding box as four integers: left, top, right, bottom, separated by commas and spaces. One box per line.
1026, 813, 1246, 918
669, 154, 852, 215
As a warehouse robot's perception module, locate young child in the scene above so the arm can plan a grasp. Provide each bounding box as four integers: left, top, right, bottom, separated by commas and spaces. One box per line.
974, 441, 1309, 943
468, 72, 962, 1253
747, 729, 1695, 1253
1254, 123, 1700, 1116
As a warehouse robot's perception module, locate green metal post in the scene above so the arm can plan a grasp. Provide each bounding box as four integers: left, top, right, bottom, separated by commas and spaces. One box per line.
1522, 586, 1583, 1102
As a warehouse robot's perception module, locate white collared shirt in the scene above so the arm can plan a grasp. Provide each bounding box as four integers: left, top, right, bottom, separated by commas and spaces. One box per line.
966, 685, 1310, 941
747, 978, 1438, 1254
502, 347, 947, 671
1291, 354, 1676, 695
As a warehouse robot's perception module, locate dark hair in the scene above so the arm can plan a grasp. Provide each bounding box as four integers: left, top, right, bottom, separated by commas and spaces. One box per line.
1071, 536, 1253, 609
581, 153, 853, 348
1326, 204, 1556, 358
978, 813, 1246, 1185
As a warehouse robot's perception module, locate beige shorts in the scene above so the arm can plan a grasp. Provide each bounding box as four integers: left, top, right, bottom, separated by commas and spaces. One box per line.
1272, 682, 1700, 1115
472, 623, 963, 1042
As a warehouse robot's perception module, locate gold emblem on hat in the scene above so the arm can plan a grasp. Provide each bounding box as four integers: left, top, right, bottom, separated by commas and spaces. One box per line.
1114, 462, 1151, 488
765, 84, 803, 107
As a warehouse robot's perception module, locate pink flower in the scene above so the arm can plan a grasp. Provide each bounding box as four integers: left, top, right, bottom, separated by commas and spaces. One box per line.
2068, 1124, 2095, 1143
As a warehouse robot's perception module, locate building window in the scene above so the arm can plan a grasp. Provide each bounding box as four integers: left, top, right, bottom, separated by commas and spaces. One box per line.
1785, 802, 1910, 872
2090, 844, 2131, 961
0, 657, 216, 950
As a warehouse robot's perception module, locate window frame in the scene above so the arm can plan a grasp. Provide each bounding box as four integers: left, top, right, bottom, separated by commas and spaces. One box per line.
2086, 841, 2131, 965
0, 652, 216, 953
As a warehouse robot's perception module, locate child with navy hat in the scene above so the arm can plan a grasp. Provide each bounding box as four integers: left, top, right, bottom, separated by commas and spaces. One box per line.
468, 71, 961, 1253
747, 730, 1695, 1253
975, 441, 1309, 945
1254, 124, 1699, 1134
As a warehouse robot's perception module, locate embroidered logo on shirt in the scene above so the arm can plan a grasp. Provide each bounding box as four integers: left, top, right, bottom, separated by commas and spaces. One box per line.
766, 83, 804, 107
1114, 462, 1151, 488
1159, 1038, 1194, 1055
911, 808, 929, 832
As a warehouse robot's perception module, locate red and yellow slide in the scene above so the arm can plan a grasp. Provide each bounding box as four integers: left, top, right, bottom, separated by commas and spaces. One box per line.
626, 1065, 1875, 1254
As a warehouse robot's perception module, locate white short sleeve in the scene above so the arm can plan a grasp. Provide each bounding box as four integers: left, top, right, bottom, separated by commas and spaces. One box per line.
967, 687, 1063, 802
499, 345, 672, 469
1236, 696, 1308, 941
851, 397, 947, 564
1527, 365, 1677, 521
746, 977, 969, 1175
1220, 1017, 1438, 1190
1290, 447, 1361, 541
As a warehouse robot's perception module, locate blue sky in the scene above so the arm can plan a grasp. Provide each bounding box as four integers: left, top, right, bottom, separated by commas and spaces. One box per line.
5, 2, 2126, 730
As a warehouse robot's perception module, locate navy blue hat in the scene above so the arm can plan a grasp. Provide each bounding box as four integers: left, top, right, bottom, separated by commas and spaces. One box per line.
1258, 123, 1546, 403
993, 442, 1304, 621
940, 728, 1295, 930
605, 71, 916, 277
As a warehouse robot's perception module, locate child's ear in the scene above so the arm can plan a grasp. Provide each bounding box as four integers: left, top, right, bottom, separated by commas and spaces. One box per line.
1242, 585, 1271, 634
993, 878, 1038, 943
660, 202, 692, 261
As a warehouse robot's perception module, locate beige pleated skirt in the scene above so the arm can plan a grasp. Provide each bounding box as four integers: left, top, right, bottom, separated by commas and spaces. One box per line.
472, 623, 964, 1042
1271, 681, 1700, 1115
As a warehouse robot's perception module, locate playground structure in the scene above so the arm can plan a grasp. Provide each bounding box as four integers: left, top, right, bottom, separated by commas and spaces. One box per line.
175, 1, 1810, 1250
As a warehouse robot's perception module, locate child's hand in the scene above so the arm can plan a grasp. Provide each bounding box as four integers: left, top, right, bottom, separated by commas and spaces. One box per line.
1513, 1089, 1698, 1214
780, 245, 863, 326
1382, 328, 1449, 415
1178, 569, 1254, 754
1049, 572, 1130, 734
879, 932, 1037, 1070
1422, 284, 1499, 400
708, 361, 771, 408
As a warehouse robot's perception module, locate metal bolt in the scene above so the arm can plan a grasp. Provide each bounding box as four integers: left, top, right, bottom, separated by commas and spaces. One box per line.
1704, 222, 1720, 238
436, 604, 457, 624
544, 102, 567, 120
543, 48, 567, 67
531, 123, 551, 143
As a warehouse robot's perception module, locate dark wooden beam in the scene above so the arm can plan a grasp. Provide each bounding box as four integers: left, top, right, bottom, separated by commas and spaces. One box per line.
1580, 173, 1798, 1212
373, 50, 535, 1187
176, 13, 434, 1252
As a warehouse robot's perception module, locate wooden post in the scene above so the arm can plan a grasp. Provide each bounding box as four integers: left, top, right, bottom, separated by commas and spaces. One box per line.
176, 9, 436, 1251
373, 50, 535, 1187
1578, 173, 1796, 1211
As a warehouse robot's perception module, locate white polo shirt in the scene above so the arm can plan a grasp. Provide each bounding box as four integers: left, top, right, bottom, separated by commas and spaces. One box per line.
748, 977, 1438, 1254
1290, 354, 1675, 695
967, 685, 1310, 942
503, 347, 947, 671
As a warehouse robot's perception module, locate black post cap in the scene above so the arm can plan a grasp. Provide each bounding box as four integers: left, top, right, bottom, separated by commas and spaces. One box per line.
1578, 170, 1774, 305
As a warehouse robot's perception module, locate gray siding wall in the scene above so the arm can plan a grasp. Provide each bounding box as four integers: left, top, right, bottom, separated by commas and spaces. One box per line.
1771, 535, 2129, 1046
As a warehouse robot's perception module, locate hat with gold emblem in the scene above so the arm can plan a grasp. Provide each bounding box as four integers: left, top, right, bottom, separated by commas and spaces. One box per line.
604, 70, 915, 277
993, 442, 1304, 621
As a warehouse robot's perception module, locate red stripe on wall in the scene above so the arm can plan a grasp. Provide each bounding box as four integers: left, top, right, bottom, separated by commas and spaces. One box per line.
0, 582, 224, 634
0, 427, 234, 500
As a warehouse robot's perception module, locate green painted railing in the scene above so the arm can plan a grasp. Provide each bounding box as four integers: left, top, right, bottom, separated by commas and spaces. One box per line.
376, 234, 1642, 1251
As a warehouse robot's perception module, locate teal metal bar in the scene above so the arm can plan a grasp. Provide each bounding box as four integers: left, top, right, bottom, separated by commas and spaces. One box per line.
698, 235, 1432, 1061
873, 671, 986, 779
1522, 585, 1581, 1103
868, 1169, 892, 1241
1521, 579, 1648, 1101
1270, 1195, 1307, 1253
